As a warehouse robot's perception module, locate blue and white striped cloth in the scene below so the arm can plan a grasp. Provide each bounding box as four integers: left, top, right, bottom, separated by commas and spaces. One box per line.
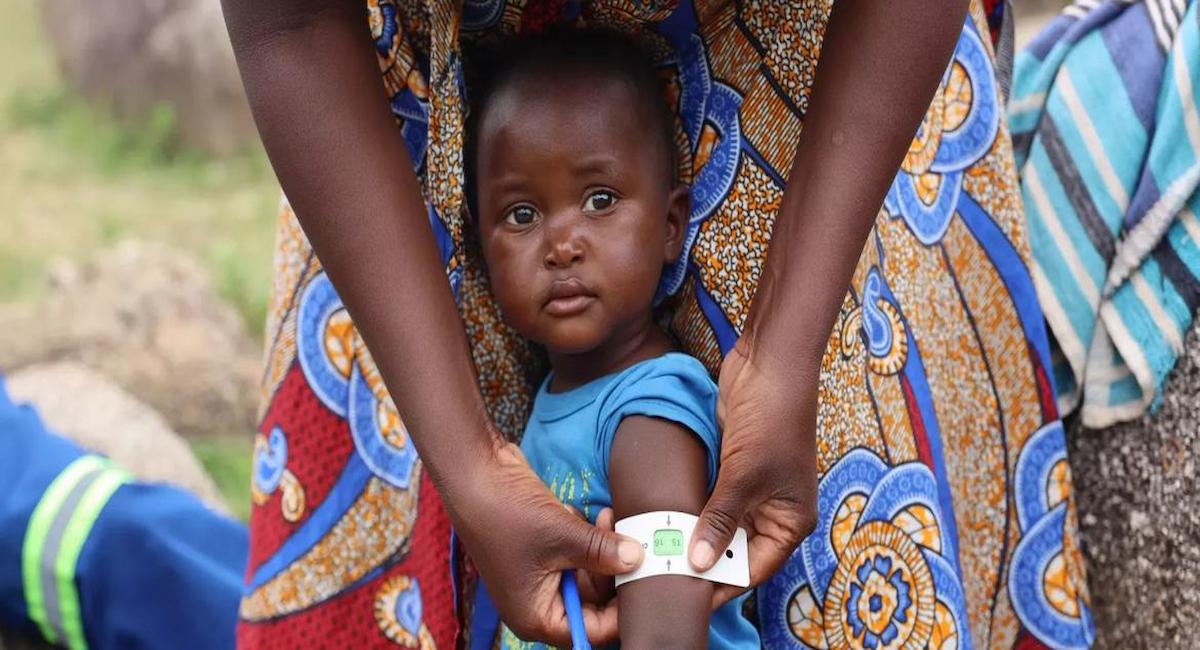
1010, 0, 1200, 427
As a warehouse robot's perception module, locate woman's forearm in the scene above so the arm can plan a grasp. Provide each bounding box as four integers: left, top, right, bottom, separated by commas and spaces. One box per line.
222, 0, 497, 491
747, 0, 971, 375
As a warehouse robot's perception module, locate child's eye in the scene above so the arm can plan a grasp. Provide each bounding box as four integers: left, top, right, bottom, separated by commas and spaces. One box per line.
504, 205, 539, 226
582, 190, 616, 213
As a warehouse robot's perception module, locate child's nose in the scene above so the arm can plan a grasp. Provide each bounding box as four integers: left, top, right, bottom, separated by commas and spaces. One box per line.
543, 217, 585, 269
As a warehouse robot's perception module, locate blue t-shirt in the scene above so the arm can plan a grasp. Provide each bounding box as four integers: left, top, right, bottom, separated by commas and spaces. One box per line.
504, 352, 759, 649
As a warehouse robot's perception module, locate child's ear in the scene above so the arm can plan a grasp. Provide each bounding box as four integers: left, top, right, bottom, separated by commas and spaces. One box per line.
663, 185, 691, 265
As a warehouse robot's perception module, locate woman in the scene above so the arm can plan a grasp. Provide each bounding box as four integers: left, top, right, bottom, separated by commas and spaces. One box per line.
222, 0, 1095, 647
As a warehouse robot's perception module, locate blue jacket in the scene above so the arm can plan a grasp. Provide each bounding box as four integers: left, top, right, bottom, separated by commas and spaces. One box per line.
0, 373, 247, 649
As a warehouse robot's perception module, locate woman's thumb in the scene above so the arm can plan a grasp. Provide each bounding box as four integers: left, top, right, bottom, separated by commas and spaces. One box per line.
558, 513, 644, 576
689, 476, 748, 572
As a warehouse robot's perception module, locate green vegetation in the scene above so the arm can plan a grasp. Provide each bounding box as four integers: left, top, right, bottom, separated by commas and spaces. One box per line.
191, 436, 255, 522
1, 0, 274, 518
7, 89, 195, 173
0, 0, 278, 337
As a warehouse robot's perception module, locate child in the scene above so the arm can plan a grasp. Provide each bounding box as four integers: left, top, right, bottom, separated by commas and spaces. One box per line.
466, 28, 760, 649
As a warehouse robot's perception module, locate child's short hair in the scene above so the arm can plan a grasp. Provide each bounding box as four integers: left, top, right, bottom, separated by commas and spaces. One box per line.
464, 26, 678, 218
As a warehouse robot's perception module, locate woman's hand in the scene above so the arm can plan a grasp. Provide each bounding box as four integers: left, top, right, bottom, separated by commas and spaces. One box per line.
688, 335, 818, 607
449, 444, 641, 646
686, 0, 971, 607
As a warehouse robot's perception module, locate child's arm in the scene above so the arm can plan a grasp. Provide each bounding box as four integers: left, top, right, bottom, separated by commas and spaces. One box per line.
609, 415, 715, 649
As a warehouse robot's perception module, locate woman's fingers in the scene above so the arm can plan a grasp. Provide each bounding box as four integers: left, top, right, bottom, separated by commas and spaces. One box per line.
582, 597, 620, 645
507, 522, 624, 646
747, 497, 817, 579
595, 506, 614, 531
454, 447, 631, 646
693, 334, 820, 595
689, 466, 755, 571
550, 506, 644, 576
575, 567, 615, 605
575, 508, 618, 603
711, 583, 747, 609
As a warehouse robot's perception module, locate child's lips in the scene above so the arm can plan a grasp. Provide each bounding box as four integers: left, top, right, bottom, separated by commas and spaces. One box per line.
545, 294, 595, 316
544, 278, 597, 316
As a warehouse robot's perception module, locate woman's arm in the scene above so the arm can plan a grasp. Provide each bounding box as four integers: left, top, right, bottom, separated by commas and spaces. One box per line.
221, 1, 639, 643
222, 0, 487, 488
610, 416, 713, 649
689, 0, 974, 599
752, 0, 974, 371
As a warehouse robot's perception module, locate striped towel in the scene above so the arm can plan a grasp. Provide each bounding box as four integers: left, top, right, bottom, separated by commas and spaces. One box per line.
1010, 0, 1200, 428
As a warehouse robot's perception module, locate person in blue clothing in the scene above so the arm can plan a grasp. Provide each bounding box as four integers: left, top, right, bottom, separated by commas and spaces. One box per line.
0, 372, 248, 650
466, 28, 759, 648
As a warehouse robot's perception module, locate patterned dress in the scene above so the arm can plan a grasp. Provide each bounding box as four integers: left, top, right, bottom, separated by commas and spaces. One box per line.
238, 1, 1096, 648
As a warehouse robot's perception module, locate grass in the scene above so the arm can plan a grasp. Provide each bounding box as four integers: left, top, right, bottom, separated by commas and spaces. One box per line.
0, 0, 275, 517
0, 0, 279, 337
191, 436, 256, 522
7, 88, 195, 173
0, 83, 279, 336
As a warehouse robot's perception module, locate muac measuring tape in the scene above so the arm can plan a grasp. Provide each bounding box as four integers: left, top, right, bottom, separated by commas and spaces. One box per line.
560, 511, 749, 649
614, 511, 749, 588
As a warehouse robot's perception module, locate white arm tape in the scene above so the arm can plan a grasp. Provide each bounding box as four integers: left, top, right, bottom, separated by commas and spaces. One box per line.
614, 511, 749, 588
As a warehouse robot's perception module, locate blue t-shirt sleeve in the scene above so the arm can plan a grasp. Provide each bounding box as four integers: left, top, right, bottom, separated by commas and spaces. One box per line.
595, 354, 721, 491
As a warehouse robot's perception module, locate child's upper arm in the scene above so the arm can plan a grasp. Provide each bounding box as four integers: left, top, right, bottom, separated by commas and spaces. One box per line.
609, 415, 713, 649
609, 415, 709, 515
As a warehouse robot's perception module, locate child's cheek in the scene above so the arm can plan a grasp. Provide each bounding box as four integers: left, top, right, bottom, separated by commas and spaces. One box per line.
493, 271, 538, 333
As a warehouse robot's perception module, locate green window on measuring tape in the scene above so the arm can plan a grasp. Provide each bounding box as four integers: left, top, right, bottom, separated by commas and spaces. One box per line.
652, 529, 684, 556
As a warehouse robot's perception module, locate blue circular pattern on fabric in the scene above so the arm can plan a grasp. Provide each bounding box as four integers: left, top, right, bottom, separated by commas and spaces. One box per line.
462, 0, 503, 29
349, 364, 418, 488
1009, 504, 1096, 649
883, 24, 998, 247
1013, 420, 1067, 530
887, 169, 963, 246
658, 80, 743, 304
297, 273, 350, 418
396, 578, 424, 636
373, 2, 398, 56
861, 269, 894, 359
688, 82, 743, 224
932, 25, 999, 173
255, 426, 288, 494
677, 34, 712, 147
758, 449, 970, 649
656, 33, 743, 304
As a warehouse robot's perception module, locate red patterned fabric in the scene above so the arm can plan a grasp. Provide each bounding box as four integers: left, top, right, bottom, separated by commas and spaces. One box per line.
240, 355, 456, 647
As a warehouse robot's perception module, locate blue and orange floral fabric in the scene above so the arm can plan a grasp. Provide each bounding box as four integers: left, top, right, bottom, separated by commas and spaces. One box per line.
238, 1, 1094, 648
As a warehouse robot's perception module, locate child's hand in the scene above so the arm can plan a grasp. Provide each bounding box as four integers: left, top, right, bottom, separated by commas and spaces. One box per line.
451, 443, 640, 646
689, 335, 819, 607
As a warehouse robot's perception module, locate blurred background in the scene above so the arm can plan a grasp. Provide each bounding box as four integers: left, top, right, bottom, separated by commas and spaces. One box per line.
0, 0, 281, 521
1, 0, 1196, 647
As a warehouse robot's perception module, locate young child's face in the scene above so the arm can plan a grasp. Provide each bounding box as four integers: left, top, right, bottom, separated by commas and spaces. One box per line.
474, 69, 688, 355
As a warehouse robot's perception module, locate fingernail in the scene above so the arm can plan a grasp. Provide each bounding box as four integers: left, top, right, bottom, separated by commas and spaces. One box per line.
691, 540, 715, 570
618, 540, 643, 567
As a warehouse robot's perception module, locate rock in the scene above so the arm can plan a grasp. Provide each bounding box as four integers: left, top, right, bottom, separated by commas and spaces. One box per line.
39, 0, 257, 156
1067, 323, 1200, 648
5, 361, 229, 513
1012, 0, 1066, 49
0, 241, 260, 440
